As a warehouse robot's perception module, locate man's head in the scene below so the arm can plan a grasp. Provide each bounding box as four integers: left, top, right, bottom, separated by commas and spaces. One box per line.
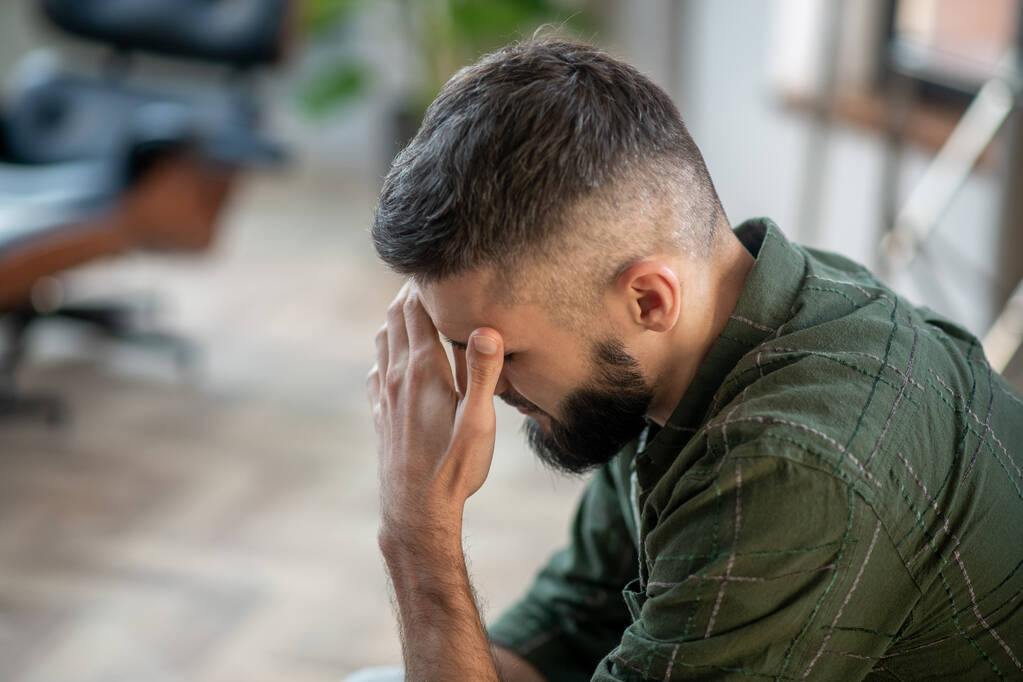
373, 39, 737, 473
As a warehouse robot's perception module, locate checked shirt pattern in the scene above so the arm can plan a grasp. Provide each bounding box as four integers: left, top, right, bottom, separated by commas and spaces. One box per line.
488, 219, 1023, 681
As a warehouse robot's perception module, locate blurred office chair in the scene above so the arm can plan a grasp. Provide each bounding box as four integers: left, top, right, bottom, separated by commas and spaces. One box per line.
0, 0, 292, 424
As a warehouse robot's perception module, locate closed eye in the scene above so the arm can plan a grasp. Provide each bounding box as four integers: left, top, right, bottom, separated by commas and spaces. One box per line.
444, 336, 514, 360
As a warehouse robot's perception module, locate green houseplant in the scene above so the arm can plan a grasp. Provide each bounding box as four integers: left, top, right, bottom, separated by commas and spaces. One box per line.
299, 0, 590, 138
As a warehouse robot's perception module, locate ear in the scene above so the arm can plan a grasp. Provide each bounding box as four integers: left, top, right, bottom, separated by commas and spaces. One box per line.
613, 260, 681, 333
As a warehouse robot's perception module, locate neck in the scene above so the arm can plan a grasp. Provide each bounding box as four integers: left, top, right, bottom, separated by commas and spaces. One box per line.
646, 233, 755, 425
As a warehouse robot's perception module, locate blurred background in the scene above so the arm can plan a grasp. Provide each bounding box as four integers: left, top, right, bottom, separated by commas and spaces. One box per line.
0, 1, 1020, 680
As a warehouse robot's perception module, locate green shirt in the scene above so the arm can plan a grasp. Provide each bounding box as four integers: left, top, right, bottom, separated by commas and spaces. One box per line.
488, 219, 1023, 681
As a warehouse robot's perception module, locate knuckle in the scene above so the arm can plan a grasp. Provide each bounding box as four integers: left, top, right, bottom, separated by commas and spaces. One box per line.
384, 369, 403, 393
470, 361, 497, 383
387, 299, 404, 319
402, 293, 417, 314
470, 373, 491, 388
406, 357, 437, 386
409, 346, 433, 368
404, 360, 423, 383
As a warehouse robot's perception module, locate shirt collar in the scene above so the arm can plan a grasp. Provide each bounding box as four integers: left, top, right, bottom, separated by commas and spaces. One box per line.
636, 218, 807, 473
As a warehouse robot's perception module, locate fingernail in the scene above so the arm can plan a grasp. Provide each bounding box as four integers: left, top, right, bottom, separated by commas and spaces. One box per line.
473, 334, 498, 355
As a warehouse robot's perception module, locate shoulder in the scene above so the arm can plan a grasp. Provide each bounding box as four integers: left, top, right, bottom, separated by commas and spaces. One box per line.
702, 251, 1021, 494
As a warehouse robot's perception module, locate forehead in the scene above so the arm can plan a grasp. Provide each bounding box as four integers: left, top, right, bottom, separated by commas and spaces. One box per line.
418, 269, 540, 344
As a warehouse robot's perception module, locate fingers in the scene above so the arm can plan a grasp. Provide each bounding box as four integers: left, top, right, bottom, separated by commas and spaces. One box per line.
374, 282, 409, 382
366, 363, 381, 425
404, 289, 452, 386
366, 363, 381, 401
374, 326, 388, 385
447, 329, 503, 496
385, 284, 411, 383
462, 328, 504, 415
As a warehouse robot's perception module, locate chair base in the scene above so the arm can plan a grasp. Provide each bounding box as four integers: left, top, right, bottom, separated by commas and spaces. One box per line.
0, 298, 196, 427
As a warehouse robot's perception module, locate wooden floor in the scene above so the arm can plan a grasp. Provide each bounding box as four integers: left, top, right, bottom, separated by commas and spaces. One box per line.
3, 168, 1020, 682
0, 169, 584, 682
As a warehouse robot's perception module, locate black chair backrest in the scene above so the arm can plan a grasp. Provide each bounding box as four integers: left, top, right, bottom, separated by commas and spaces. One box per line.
40, 0, 288, 67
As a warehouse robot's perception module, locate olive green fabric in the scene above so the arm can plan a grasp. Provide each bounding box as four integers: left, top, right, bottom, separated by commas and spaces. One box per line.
488, 219, 1023, 681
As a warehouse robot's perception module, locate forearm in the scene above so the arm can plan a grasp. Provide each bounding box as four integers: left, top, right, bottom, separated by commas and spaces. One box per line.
369, 288, 509, 680
380, 520, 499, 682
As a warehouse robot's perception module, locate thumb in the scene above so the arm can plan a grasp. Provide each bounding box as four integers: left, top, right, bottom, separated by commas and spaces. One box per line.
462, 329, 504, 417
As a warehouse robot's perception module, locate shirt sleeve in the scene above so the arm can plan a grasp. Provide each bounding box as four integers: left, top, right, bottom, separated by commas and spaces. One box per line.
591, 445, 919, 681
489, 460, 639, 682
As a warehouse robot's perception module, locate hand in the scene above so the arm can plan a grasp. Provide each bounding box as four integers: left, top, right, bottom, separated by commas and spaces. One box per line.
366, 283, 505, 536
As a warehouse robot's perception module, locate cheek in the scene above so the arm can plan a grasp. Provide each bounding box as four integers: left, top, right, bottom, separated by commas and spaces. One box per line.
503, 357, 584, 415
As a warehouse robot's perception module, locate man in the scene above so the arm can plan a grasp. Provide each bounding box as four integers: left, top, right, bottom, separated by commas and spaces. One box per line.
364, 38, 1023, 681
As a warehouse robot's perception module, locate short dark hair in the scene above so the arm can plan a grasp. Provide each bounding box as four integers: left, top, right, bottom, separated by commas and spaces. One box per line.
372, 38, 724, 285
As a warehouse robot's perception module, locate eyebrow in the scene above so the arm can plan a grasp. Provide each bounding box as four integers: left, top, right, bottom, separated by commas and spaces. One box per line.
442, 335, 514, 358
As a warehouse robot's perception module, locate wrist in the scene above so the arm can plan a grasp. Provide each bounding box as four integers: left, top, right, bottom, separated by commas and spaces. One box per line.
378, 513, 470, 613
378, 505, 463, 560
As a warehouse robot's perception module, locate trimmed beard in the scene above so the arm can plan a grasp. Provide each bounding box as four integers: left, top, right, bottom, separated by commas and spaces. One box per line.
502, 339, 654, 475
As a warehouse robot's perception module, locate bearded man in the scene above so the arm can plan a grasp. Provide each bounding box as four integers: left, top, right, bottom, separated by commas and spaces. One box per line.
363, 38, 1023, 682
